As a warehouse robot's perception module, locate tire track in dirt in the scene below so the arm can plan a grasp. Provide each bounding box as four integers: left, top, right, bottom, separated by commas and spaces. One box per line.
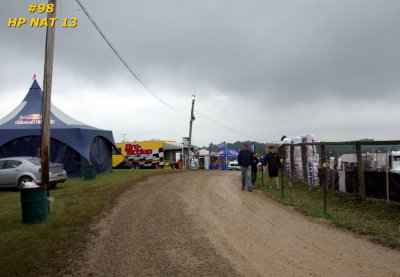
182, 171, 400, 277
62, 171, 400, 277
61, 173, 240, 277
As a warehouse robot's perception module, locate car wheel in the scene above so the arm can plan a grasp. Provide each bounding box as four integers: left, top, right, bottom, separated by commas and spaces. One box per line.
18, 176, 33, 189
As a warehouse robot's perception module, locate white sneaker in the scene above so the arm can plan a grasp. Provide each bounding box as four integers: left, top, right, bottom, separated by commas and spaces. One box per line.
268, 185, 272, 189
277, 186, 280, 190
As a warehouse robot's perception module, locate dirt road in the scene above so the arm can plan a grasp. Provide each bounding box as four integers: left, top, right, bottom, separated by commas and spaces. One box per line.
63, 171, 400, 277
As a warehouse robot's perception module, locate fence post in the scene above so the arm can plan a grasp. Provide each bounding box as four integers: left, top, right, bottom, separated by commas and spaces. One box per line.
301, 144, 308, 182
355, 142, 366, 200
280, 158, 284, 198
320, 143, 327, 214
290, 144, 295, 179
386, 150, 390, 203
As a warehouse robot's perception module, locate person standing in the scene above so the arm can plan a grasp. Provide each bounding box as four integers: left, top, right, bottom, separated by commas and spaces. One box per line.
177, 159, 183, 169
263, 146, 282, 189
251, 152, 259, 186
238, 144, 253, 192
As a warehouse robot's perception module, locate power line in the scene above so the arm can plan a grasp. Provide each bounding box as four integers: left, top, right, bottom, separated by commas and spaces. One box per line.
75, 0, 266, 142
195, 108, 266, 141
74, 0, 189, 112
194, 109, 265, 141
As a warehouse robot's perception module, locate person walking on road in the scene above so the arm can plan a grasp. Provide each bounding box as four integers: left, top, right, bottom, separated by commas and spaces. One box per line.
251, 152, 259, 186
262, 146, 282, 189
238, 144, 253, 192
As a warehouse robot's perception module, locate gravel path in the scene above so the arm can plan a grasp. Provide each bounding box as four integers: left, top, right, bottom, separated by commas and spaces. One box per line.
62, 171, 400, 277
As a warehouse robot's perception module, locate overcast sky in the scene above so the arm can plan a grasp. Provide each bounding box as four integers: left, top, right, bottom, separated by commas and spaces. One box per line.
1, 0, 399, 146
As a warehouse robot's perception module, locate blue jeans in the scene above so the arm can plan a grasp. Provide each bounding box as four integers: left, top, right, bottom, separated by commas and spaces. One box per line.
241, 166, 252, 189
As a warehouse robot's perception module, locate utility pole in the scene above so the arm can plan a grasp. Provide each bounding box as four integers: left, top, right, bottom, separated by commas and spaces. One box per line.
187, 95, 195, 169
41, 0, 57, 206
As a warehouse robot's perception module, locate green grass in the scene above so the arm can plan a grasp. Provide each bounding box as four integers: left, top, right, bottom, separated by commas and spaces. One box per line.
0, 169, 170, 277
255, 173, 400, 249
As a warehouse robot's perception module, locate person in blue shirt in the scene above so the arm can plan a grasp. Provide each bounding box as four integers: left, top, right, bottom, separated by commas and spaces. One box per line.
238, 144, 253, 192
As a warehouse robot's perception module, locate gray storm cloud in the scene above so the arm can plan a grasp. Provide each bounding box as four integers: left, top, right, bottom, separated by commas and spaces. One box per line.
1, 0, 399, 145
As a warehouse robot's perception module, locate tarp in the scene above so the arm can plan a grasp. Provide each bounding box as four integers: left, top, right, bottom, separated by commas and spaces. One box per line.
0, 80, 117, 177
163, 142, 184, 151
332, 170, 400, 202
314, 156, 400, 201
391, 151, 400, 173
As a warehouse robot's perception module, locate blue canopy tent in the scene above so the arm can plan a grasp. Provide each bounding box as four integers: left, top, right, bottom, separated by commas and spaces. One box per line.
218, 149, 239, 170
0, 80, 117, 178
218, 149, 239, 158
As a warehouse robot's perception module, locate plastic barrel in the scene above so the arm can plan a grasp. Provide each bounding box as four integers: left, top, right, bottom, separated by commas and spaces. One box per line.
83, 166, 96, 180
20, 185, 49, 224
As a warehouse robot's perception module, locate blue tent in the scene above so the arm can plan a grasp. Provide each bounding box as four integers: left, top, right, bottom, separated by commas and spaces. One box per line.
0, 80, 117, 178
218, 149, 239, 158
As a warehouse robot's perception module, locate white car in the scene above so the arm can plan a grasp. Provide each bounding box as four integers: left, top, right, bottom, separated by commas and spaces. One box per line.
0, 157, 67, 189
228, 161, 241, 170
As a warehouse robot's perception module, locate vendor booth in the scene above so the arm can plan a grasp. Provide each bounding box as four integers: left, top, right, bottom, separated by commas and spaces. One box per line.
218, 149, 239, 170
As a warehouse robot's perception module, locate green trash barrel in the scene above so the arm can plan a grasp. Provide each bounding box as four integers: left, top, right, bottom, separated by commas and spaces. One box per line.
20, 185, 49, 224
83, 166, 96, 180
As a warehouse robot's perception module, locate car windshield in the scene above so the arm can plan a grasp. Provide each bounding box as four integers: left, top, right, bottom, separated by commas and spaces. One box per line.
27, 157, 41, 166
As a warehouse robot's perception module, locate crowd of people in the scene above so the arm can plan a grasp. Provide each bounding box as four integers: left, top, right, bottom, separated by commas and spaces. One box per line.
238, 144, 282, 192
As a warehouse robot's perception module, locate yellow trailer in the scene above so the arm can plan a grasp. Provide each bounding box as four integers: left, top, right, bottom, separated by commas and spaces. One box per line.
112, 140, 176, 168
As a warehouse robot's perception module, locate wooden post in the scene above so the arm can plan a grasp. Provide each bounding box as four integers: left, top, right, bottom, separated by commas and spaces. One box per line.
41, 0, 57, 211
320, 144, 327, 214
290, 144, 295, 179
355, 142, 366, 200
331, 166, 336, 190
301, 144, 308, 182
280, 158, 284, 198
320, 144, 326, 165
386, 150, 390, 203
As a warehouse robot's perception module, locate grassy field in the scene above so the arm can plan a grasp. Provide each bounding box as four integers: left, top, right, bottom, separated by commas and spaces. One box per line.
255, 173, 400, 249
0, 169, 170, 277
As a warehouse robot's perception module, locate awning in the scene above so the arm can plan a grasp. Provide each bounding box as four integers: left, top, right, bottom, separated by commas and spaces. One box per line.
163, 142, 184, 150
